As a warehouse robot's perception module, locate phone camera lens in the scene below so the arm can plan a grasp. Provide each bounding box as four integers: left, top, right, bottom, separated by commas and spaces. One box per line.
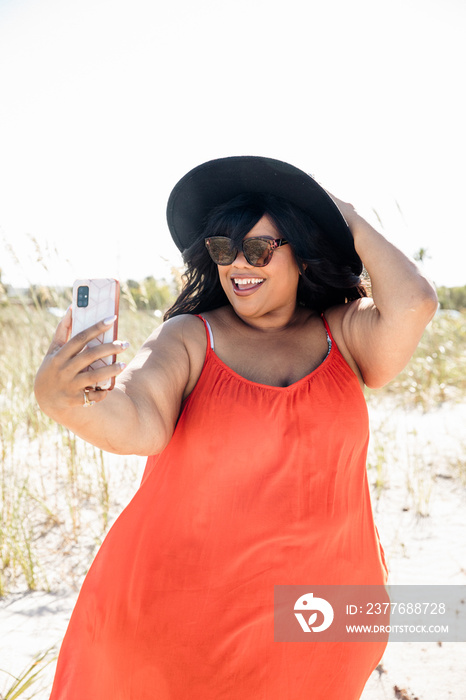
77, 285, 89, 308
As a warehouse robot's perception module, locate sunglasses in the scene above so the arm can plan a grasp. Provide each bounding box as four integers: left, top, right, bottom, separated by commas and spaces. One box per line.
205, 236, 289, 267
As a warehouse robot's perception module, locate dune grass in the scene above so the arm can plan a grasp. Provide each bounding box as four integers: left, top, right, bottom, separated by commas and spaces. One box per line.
0, 647, 57, 700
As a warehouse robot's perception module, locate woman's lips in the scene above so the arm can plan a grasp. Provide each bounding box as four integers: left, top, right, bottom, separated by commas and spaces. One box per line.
231, 277, 265, 295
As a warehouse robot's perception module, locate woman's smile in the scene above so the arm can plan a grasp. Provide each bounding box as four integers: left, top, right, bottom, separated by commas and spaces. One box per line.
231, 275, 266, 295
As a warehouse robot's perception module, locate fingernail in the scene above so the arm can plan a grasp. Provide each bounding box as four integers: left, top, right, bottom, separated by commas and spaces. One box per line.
103, 315, 117, 325
115, 341, 130, 350
118, 362, 126, 371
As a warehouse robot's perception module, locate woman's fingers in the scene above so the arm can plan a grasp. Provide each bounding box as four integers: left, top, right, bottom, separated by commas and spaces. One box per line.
75, 360, 127, 392
68, 339, 129, 377
53, 315, 126, 376
79, 339, 130, 366
79, 388, 108, 408
324, 190, 359, 227
63, 315, 118, 359
71, 360, 126, 408
47, 312, 117, 359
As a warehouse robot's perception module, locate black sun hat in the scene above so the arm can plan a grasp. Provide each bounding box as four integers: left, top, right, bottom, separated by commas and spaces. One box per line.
166, 155, 362, 275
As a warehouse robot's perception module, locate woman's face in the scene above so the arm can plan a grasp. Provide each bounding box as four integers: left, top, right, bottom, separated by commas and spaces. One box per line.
217, 214, 301, 323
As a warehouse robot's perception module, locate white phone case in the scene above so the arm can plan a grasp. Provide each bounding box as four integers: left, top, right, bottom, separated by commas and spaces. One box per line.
71, 278, 120, 390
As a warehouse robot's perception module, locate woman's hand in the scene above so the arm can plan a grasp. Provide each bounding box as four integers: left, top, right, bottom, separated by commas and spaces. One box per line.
34, 309, 128, 419
325, 190, 361, 233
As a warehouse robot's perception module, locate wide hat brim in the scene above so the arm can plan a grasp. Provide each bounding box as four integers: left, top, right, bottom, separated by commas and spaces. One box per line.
166, 155, 363, 275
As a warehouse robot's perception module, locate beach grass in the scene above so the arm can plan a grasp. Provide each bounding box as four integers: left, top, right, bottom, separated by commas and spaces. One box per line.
0, 647, 57, 700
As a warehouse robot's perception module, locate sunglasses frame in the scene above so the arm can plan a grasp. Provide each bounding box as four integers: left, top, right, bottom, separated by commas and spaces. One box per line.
205, 236, 289, 267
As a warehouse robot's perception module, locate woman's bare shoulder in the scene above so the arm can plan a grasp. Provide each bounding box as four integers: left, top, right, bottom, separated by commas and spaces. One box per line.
143, 313, 206, 346
322, 302, 366, 388
120, 313, 208, 407
159, 314, 209, 399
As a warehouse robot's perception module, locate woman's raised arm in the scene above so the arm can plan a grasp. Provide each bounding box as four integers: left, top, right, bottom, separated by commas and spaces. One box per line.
326, 195, 438, 388
34, 311, 194, 456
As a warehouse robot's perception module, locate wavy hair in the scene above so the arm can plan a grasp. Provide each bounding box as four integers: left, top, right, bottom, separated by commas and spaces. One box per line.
164, 193, 366, 320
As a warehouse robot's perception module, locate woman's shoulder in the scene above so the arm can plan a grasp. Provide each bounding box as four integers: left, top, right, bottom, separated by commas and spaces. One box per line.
155, 312, 206, 336
165, 314, 210, 397
323, 302, 366, 388
155, 313, 208, 353
140, 313, 208, 372
137, 313, 208, 401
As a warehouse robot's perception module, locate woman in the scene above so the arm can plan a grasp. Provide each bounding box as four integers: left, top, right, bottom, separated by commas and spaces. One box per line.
35, 156, 437, 699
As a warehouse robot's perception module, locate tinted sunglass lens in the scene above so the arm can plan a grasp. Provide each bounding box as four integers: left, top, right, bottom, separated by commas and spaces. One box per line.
243, 239, 271, 266
206, 238, 236, 265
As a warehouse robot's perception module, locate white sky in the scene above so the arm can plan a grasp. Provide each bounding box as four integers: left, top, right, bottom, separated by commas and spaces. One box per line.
0, 0, 465, 288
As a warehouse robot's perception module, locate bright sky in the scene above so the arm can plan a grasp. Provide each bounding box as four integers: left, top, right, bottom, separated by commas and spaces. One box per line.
0, 0, 465, 289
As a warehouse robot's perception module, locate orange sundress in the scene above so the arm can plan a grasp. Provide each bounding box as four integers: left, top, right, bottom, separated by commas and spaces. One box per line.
49, 315, 388, 700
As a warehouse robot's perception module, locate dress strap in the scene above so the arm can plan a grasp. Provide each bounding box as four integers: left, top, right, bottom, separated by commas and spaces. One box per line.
320, 313, 333, 356
195, 314, 215, 351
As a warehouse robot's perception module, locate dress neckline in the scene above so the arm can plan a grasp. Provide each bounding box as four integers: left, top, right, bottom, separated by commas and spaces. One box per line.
206, 338, 336, 391
196, 314, 337, 392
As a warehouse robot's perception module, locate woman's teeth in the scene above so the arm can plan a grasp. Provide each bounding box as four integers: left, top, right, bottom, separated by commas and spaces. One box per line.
233, 278, 265, 290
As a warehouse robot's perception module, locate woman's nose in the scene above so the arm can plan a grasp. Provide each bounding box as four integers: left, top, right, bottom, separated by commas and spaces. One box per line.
232, 248, 252, 267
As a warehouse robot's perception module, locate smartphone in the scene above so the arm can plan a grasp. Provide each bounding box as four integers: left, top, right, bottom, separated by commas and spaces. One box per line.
71, 278, 120, 390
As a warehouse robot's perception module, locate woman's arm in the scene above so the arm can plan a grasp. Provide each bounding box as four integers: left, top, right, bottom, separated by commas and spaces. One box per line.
326, 195, 438, 388
34, 311, 195, 455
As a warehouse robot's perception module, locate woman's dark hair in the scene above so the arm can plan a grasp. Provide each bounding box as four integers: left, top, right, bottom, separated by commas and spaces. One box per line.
164, 193, 366, 320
